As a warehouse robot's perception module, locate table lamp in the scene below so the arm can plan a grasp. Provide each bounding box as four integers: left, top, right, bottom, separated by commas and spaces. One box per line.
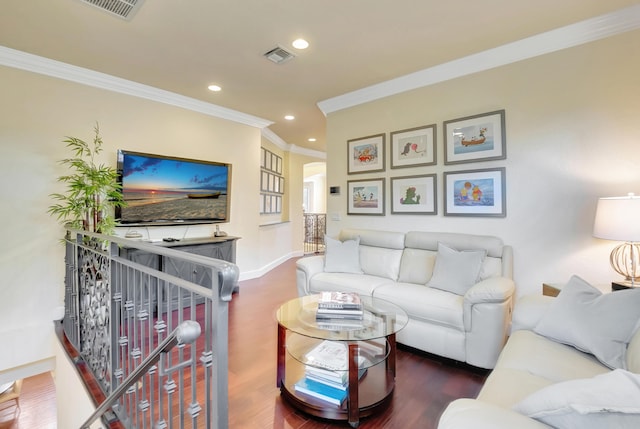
593, 193, 640, 287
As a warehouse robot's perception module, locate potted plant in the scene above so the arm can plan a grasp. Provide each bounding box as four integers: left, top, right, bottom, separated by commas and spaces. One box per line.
48, 123, 125, 235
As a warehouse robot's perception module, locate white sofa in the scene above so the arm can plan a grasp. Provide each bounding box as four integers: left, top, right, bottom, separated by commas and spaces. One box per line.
296, 228, 515, 369
438, 276, 640, 429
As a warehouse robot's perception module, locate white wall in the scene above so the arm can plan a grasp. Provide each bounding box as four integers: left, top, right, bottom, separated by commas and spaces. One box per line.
325, 30, 640, 297
54, 340, 104, 428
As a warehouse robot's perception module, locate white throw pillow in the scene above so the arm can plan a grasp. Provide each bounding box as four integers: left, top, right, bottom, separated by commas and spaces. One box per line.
426, 242, 486, 295
513, 369, 640, 429
534, 275, 640, 369
323, 235, 363, 274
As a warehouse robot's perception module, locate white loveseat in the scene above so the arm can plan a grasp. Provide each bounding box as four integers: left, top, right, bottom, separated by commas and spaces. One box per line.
296, 228, 515, 369
438, 276, 640, 429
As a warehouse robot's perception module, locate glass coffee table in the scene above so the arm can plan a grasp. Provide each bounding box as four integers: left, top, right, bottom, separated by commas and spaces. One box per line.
276, 294, 408, 427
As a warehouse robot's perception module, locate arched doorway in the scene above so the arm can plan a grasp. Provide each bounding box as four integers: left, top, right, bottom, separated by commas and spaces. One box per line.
303, 162, 326, 253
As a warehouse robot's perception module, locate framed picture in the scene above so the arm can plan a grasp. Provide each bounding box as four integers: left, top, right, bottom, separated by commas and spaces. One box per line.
443, 110, 506, 165
443, 167, 506, 217
390, 124, 436, 169
347, 133, 385, 174
390, 174, 437, 215
347, 178, 385, 215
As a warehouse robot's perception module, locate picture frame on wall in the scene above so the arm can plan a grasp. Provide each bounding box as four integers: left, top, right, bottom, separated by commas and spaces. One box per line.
390, 124, 436, 169
390, 174, 437, 215
347, 178, 385, 215
347, 133, 385, 174
443, 167, 506, 217
443, 109, 506, 165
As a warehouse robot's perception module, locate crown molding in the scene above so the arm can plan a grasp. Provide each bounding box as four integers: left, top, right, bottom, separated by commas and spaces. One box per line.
0, 46, 273, 129
318, 4, 640, 115
261, 128, 289, 150
261, 128, 326, 159
289, 144, 326, 159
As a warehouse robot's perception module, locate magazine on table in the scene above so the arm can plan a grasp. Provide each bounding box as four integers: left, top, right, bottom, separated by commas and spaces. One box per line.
317, 291, 363, 310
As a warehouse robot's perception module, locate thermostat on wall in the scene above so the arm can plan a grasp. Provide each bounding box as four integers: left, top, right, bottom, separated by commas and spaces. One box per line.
330, 186, 340, 195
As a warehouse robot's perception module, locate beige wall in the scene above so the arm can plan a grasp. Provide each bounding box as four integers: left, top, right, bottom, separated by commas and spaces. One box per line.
325, 30, 640, 296
0, 65, 293, 372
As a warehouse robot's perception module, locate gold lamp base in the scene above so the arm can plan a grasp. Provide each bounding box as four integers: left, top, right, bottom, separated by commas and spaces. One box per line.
610, 242, 640, 286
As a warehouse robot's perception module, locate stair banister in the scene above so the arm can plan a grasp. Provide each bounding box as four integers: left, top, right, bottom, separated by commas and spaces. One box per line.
80, 320, 201, 429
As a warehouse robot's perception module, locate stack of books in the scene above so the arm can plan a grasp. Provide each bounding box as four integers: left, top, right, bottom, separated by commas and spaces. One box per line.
316, 292, 364, 328
293, 340, 367, 406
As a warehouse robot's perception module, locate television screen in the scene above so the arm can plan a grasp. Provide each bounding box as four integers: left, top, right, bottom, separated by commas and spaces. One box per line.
116, 150, 231, 225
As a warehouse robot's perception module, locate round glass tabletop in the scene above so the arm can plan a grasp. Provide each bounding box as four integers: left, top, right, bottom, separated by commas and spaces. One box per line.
276, 293, 408, 342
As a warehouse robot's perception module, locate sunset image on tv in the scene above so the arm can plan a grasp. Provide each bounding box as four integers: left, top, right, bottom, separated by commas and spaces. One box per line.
117, 151, 231, 224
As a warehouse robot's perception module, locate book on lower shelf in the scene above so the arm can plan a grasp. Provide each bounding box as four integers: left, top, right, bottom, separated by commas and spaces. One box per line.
303, 340, 368, 380
304, 340, 356, 371
296, 340, 369, 405
293, 376, 348, 406
305, 364, 368, 391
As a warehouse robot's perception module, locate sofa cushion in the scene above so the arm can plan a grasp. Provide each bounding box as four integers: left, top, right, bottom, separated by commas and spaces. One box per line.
478, 330, 610, 408
479, 256, 502, 280
627, 327, 640, 373
374, 282, 464, 330
359, 245, 403, 280
309, 272, 394, 296
534, 275, 640, 369
405, 231, 505, 257
427, 242, 486, 295
490, 330, 610, 384
398, 248, 437, 284
512, 369, 640, 429
323, 235, 363, 274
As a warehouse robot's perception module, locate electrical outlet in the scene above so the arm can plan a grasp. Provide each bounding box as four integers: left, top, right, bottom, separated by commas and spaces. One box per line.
331, 212, 340, 221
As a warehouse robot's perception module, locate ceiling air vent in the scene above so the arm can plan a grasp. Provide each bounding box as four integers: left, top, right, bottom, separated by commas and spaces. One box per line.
80, 0, 145, 20
264, 46, 295, 64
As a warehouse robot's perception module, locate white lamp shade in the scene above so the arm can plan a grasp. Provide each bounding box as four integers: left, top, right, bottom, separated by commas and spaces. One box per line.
593, 195, 640, 242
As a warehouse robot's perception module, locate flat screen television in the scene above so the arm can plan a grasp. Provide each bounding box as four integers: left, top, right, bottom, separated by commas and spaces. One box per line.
116, 150, 231, 225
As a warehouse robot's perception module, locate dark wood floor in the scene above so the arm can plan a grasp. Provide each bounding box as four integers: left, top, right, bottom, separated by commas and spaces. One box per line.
226, 257, 486, 429
0, 372, 56, 429
11, 256, 486, 428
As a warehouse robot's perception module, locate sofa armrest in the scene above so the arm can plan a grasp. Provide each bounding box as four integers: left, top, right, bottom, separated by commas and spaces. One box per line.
295, 255, 325, 296
464, 277, 515, 330
465, 276, 515, 305
463, 277, 515, 368
438, 399, 551, 429
511, 294, 554, 333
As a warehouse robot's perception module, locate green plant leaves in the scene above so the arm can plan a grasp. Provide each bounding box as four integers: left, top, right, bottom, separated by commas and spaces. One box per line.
47, 123, 126, 234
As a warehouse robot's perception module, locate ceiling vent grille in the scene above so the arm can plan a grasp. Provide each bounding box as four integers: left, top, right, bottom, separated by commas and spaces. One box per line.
80, 0, 145, 20
263, 46, 295, 64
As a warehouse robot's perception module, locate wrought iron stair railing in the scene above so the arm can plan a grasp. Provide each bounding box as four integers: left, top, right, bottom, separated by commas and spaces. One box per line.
303, 213, 326, 254
62, 229, 238, 428
80, 320, 201, 428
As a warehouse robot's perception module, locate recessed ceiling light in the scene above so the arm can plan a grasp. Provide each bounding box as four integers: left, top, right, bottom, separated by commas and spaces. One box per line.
292, 38, 309, 50
284, 115, 295, 121
308, 138, 316, 142
208, 84, 222, 92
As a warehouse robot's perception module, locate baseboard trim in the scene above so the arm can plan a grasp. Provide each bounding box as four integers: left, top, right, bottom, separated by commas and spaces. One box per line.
238, 251, 303, 281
